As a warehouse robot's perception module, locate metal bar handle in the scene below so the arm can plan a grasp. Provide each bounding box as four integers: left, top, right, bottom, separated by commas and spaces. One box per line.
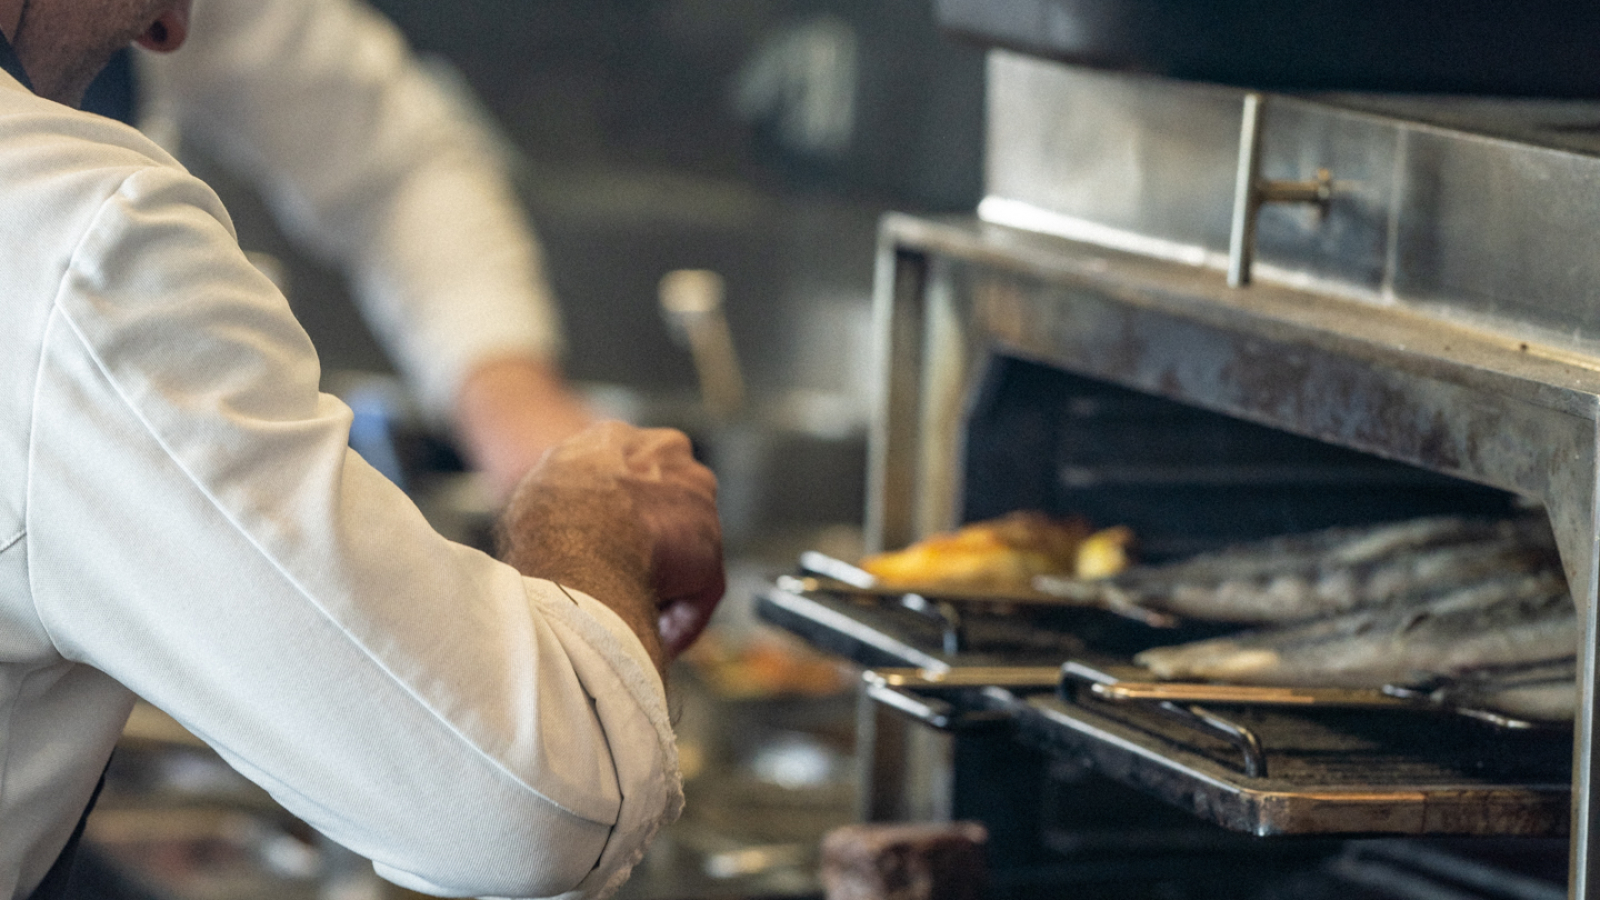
1227, 92, 1336, 288
861, 669, 1019, 732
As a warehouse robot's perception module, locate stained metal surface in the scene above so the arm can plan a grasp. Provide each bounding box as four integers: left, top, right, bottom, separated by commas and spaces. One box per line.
982, 58, 1239, 271
872, 215, 1600, 588
875, 233, 1598, 576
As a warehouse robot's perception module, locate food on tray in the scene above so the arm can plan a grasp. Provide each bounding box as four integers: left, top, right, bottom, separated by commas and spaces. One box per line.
682, 630, 853, 700
858, 511, 1133, 592
1428, 658, 1577, 723
1074, 525, 1137, 579
1133, 569, 1575, 697
1111, 514, 1581, 723
1050, 515, 1560, 624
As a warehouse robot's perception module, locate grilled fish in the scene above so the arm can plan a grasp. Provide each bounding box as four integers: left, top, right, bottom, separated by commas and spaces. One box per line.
1132, 570, 1575, 689
858, 512, 1136, 593
1431, 658, 1578, 724
1040, 515, 1559, 624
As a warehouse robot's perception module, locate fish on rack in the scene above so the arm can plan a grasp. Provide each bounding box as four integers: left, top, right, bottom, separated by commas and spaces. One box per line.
1420, 657, 1578, 724
1131, 569, 1576, 694
1037, 515, 1560, 624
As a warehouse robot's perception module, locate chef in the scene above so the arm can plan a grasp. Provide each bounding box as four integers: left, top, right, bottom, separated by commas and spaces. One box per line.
0, 2, 723, 900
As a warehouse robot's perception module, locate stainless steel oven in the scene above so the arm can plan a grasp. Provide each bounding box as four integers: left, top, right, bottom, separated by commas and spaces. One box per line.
759, 43, 1600, 900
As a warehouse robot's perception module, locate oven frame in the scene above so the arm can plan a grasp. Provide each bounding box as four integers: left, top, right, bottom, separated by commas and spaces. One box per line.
865, 211, 1600, 898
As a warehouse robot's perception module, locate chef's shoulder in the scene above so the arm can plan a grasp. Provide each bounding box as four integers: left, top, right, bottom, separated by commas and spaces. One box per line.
0, 86, 233, 243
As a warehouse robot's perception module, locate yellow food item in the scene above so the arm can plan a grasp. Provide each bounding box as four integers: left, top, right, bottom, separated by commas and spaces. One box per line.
1074, 525, 1136, 579
860, 511, 1132, 592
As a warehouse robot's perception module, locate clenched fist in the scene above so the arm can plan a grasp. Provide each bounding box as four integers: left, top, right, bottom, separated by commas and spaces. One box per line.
497, 422, 725, 676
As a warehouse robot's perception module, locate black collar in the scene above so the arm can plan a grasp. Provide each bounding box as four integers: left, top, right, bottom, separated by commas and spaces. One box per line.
0, 29, 32, 92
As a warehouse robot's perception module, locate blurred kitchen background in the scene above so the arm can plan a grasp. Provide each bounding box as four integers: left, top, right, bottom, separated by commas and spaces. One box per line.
82, 3, 985, 899
222, 0, 982, 397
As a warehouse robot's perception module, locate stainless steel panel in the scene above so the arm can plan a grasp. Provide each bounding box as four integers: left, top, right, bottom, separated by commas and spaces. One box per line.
1251, 102, 1397, 295
1393, 132, 1600, 342
985, 52, 1600, 363
984, 56, 1239, 265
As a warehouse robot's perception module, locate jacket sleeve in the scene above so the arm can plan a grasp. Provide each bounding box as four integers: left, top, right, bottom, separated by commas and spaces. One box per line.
27, 160, 679, 900
134, 0, 562, 418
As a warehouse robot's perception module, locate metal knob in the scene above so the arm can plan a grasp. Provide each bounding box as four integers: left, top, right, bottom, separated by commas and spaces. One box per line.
1227, 93, 1337, 288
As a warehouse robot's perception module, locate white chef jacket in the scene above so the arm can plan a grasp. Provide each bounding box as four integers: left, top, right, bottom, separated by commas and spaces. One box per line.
0, 55, 680, 900
133, 0, 564, 418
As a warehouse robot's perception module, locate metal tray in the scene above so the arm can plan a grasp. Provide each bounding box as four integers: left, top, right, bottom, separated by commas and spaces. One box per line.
759, 572, 1576, 837
1010, 685, 1572, 837
756, 578, 1167, 669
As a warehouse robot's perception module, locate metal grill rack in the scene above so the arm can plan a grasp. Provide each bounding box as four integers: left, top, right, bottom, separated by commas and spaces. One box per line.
757, 578, 1575, 839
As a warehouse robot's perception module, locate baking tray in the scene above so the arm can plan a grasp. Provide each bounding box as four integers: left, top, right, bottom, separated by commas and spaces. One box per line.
756, 576, 1172, 670
1008, 674, 1572, 837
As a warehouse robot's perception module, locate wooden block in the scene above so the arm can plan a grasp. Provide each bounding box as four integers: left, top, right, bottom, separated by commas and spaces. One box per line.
820, 821, 988, 900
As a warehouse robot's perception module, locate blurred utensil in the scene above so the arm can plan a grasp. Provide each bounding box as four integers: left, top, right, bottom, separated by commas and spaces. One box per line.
659, 269, 745, 421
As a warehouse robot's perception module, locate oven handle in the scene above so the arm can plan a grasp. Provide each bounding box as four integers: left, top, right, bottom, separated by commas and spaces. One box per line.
861, 669, 1031, 732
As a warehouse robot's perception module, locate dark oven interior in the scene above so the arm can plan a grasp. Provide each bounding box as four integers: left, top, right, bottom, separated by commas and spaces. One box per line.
962, 355, 1522, 559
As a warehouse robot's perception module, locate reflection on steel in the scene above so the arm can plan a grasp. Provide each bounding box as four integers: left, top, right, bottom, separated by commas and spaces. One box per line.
1091, 682, 1413, 710
899, 593, 965, 654
1226, 93, 1265, 288
796, 550, 878, 589
873, 666, 1066, 690
658, 269, 745, 420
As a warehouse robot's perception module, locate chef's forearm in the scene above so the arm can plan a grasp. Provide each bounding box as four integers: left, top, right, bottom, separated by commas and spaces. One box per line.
454, 355, 598, 500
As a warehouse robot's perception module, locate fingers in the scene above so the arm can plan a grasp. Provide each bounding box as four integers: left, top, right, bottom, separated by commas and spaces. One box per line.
501, 421, 725, 667
623, 426, 724, 661
648, 497, 725, 659
618, 426, 712, 485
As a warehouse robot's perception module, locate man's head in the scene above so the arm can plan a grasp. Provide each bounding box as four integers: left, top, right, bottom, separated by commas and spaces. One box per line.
0, 0, 189, 106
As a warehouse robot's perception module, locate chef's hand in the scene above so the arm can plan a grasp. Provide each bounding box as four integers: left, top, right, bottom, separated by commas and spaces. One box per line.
496, 421, 725, 677
454, 356, 599, 502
